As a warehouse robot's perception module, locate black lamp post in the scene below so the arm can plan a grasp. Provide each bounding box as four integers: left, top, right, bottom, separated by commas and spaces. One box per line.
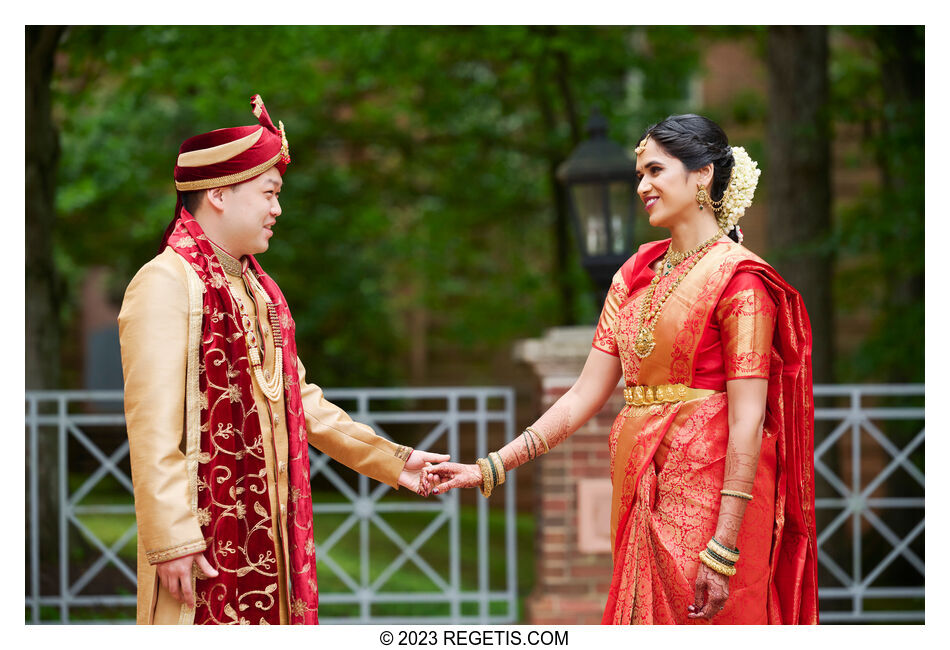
556, 109, 639, 306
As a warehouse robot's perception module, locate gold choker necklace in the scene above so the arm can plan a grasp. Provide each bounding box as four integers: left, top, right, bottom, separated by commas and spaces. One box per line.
660, 232, 723, 277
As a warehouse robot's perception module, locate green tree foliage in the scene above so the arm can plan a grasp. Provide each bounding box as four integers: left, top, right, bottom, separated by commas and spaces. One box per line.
52, 26, 702, 386
829, 26, 924, 382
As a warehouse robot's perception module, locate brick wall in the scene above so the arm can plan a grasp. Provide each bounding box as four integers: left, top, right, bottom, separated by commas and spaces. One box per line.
516, 327, 623, 624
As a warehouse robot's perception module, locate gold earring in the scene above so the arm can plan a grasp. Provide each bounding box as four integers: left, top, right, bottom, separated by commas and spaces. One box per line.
695, 184, 710, 210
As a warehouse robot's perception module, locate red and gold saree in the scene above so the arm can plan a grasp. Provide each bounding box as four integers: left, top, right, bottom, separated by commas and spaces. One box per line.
593, 239, 817, 625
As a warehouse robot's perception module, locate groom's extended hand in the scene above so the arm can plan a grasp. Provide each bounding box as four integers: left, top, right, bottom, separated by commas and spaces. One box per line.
398, 449, 450, 496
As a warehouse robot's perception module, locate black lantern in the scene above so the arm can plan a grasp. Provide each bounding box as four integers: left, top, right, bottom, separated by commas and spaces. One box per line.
556, 108, 639, 305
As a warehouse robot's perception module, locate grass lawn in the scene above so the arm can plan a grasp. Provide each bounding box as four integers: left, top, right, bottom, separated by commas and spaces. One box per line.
54, 486, 535, 622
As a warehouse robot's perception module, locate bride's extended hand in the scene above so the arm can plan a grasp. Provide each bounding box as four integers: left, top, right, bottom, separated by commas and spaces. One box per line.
426, 462, 483, 495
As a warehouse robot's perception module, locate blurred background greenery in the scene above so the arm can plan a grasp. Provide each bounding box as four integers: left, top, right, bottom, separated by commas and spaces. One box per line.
27, 25, 923, 393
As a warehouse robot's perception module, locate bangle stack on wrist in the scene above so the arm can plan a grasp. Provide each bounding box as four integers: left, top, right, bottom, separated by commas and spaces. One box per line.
476, 458, 493, 498
476, 452, 508, 498
479, 427, 551, 499
698, 537, 739, 576
522, 427, 551, 461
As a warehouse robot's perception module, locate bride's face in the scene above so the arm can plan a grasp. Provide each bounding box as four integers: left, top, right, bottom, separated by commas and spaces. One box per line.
635, 138, 697, 230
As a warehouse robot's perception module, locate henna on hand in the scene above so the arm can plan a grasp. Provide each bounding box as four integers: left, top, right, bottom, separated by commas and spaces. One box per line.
428, 462, 483, 494
688, 564, 730, 620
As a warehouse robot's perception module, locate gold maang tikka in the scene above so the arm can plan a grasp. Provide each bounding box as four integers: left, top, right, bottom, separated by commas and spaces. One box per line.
635, 135, 650, 156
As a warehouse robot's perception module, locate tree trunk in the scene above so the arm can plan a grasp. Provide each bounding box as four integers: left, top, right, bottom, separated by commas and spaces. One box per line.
26, 25, 66, 390
766, 26, 834, 383
26, 24, 67, 605
531, 26, 578, 326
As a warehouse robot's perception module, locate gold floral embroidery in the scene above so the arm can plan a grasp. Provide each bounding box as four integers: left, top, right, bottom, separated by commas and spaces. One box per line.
291, 597, 314, 618
592, 269, 628, 356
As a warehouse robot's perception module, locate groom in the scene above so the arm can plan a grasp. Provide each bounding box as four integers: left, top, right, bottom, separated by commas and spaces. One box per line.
119, 94, 444, 625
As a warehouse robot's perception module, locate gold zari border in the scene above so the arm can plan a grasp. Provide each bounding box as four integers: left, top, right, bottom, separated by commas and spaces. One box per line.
175, 152, 281, 191
146, 538, 207, 565
178, 253, 206, 625
395, 445, 412, 462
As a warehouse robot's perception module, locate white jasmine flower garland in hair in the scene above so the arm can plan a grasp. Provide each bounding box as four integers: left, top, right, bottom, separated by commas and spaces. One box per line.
716, 146, 761, 233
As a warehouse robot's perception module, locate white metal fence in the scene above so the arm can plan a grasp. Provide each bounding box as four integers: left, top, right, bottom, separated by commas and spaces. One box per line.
812, 385, 925, 622
25, 388, 518, 624
26, 384, 924, 624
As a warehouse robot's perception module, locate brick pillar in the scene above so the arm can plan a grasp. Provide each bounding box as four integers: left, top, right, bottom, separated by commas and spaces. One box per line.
514, 326, 625, 625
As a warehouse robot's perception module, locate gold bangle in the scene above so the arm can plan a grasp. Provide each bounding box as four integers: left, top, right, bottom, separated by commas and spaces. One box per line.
476, 458, 493, 498
704, 546, 737, 567
526, 427, 550, 454
707, 538, 740, 563
488, 452, 506, 486
699, 549, 737, 576
720, 489, 753, 501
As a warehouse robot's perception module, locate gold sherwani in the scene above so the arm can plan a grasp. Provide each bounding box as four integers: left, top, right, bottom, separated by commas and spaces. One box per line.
118, 246, 411, 624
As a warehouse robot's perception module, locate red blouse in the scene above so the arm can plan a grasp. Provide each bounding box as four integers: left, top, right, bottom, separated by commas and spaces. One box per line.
593, 242, 777, 390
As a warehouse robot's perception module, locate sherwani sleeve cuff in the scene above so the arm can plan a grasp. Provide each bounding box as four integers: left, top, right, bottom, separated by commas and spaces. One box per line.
297, 358, 410, 488
145, 538, 208, 565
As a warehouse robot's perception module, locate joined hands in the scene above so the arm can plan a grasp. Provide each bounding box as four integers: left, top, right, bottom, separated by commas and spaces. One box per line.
422, 461, 483, 495
398, 449, 451, 496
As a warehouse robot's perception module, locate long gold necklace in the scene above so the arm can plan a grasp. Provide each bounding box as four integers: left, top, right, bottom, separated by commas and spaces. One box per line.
235, 273, 284, 402
210, 241, 285, 401
632, 230, 723, 359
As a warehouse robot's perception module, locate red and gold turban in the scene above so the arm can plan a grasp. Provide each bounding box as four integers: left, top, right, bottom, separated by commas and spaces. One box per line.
160, 94, 291, 249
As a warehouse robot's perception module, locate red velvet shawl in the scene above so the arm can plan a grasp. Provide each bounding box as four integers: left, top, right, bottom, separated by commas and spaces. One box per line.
167, 211, 318, 624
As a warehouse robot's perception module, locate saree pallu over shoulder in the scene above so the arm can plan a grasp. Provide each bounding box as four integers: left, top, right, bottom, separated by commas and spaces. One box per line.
602, 241, 817, 625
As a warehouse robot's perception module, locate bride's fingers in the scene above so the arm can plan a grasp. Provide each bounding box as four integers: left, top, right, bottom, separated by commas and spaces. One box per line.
433, 475, 470, 494
428, 462, 461, 473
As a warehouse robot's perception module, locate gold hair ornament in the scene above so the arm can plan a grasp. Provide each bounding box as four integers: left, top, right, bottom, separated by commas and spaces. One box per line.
635, 135, 650, 156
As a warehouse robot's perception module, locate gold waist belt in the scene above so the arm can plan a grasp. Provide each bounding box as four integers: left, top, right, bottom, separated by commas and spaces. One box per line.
623, 383, 719, 407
